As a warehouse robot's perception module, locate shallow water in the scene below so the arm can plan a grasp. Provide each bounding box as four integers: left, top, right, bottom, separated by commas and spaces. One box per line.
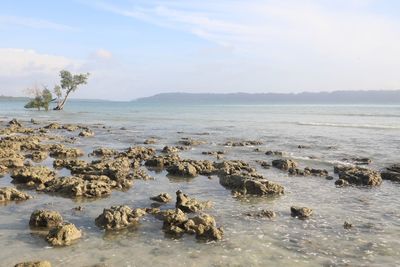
0, 100, 400, 267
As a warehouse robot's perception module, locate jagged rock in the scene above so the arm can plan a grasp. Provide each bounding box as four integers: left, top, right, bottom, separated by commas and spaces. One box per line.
46, 223, 82, 246
0, 164, 7, 176
224, 140, 263, 146
144, 138, 157, 144
184, 213, 223, 241
335, 179, 350, 187
381, 164, 400, 182
43, 176, 112, 198
0, 187, 31, 202
14, 261, 52, 267
175, 190, 211, 213
95, 205, 141, 230
89, 148, 118, 158
214, 160, 255, 176
79, 129, 94, 137
9, 118, 22, 127
53, 159, 88, 169
29, 210, 63, 228
145, 154, 181, 169
344, 221, 353, 229
162, 146, 180, 154
244, 209, 276, 218
167, 162, 198, 177
289, 167, 328, 177
150, 193, 172, 203
272, 159, 298, 171
178, 138, 206, 146
343, 157, 372, 165
62, 124, 80, 131
335, 165, 382, 186
162, 208, 188, 235
122, 146, 155, 160
291, 206, 313, 219
49, 146, 84, 158
11, 166, 56, 184
265, 151, 284, 156
44, 123, 61, 129
256, 160, 271, 169
26, 151, 48, 162
219, 173, 284, 196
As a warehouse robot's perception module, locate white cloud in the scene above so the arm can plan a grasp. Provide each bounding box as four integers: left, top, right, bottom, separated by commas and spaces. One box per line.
0, 15, 77, 31
93, 49, 113, 60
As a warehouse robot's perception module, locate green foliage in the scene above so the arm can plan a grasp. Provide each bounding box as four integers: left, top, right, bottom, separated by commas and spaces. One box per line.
59, 70, 90, 94
24, 88, 53, 111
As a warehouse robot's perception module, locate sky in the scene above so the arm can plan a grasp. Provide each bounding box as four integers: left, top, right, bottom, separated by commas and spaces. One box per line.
0, 0, 400, 100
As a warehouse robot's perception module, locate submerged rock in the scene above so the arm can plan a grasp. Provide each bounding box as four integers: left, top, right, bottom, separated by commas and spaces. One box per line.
381, 164, 400, 182
26, 151, 48, 162
244, 209, 276, 219
344, 221, 353, 229
175, 190, 212, 213
272, 159, 298, 171
144, 138, 157, 144
29, 210, 63, 228
178, 138, 206, 146
224, 140, 263, 147
14, 261, 52, 267
46, 223, 82, 246
291, 206, 313, 219
89, 148, 118, 158
150, 193, 172, 203
0, 187, 32, 202
95, 205, 141, 230
265, 151, 284, 156
11, 166, 56, 185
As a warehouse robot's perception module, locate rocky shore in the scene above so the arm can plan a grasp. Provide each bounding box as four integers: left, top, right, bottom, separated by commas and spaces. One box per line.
0, 118, 397, 266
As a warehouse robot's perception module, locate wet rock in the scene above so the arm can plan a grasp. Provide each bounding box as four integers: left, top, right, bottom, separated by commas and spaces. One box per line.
0, 187, 32, 202
11, 166, 56, 185
46, 223, 82, 246
335, 179, 350, 187
167, 162, 198, 177
176, 190, 212, 213
219, 173, 284, 196
214, 160, 255, 176
53, 159, 87, 169
343, 157, 372, 165
49, 146, 84, 158
297, 145, 311, 149
381, 164, 400, 182
162, 208, 188, 235
29, 210, 63, 228
289, 167, 328, 177
162, 146, 180, 154
122, 146, 156, 160
335, 166, 382, 186
14, 261, 52, 267
150, 193, 172, 203
265, 150, 284, 156
325, 176, 334, 180
79, 129, 94, 137
43, 176, 112, 198
0, 149, 25, 168
224, 140, 263, 146
244, 209, 276, 218
9, 118, 22, 127
89, 148, 118, 158
272, 159, 298, 171
256, 160, 271, 169
144, 138, 157, 144
344, 221, 353, 229
291, 206, 313, 219
44, 123, 61, 130
184, 213, 224, 241
145, 154, 181, 169
26, 151, 48, 162
0, 164, 7, 176
62, 124, 80, 131
178, 138, 206, 146
95, 205, 140, 230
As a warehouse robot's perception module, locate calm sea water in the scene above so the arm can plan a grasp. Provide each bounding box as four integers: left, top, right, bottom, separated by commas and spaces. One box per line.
0, 99, 400, 267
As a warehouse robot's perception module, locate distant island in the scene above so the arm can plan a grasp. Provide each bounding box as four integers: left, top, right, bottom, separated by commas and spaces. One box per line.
0, 95, 29, 101
133, 90, 400, 104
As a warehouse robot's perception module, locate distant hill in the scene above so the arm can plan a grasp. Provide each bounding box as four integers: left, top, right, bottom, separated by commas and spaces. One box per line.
0, 95, 29, 101
133, 90, 400, 104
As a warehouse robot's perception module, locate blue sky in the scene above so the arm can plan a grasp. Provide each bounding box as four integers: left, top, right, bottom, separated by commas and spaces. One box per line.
0, 0, 400, 100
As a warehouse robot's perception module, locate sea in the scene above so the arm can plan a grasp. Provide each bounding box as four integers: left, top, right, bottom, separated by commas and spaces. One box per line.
0, 99, 399, 267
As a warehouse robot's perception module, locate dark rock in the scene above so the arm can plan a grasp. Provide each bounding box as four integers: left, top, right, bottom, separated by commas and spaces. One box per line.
272, 159, 298, 170
150, 193, 172, 203
11, 166, 56, 184
291, 206, 313, 219
381, 164, 400, 182
344, 221, 353, 229
29, 210, 63, 228
245, 209, 276, 218
335, 166, 382, 186
0, 187, 31, 202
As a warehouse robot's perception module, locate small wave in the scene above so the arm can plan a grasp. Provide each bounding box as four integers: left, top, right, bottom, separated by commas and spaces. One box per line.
296, 122, 400, 130
289, 155, 354, 166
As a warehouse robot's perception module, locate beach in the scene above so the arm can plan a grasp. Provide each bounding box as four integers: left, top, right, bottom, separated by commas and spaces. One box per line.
1, 99, 400, 267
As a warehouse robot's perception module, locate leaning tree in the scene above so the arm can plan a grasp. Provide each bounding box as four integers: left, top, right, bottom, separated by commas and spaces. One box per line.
53, 70, 90, 110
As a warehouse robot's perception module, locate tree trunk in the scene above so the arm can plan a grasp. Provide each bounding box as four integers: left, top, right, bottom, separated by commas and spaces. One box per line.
54, 91, 70, 110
